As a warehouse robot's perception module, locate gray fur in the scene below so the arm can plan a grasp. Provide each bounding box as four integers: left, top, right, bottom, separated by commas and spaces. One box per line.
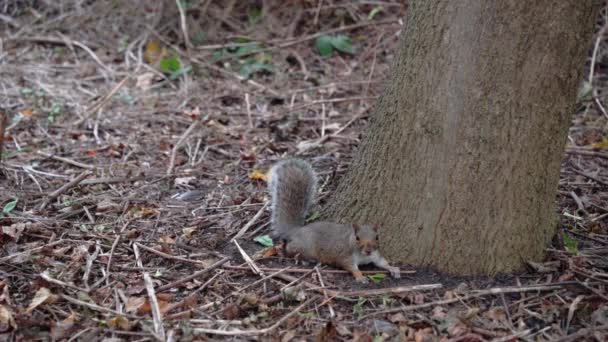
268, 159, 317, 238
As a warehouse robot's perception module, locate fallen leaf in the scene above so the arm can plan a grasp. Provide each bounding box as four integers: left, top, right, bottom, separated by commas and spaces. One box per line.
249, 170, 268, 182
50, 312, 77, 340
136, 72, 155, 90
1, 223, 26, 241
262, 246, 278, 257
0, 305, 16, 332
222, 303, 241, 320
26, 287, 57, 314
20, 108, 34, 117
158, 236, 176, 244
174, 176, 196, 186
144, 41, 166, 65
182, 294, 197, 309
389, 312, 407, 323
125, 296, 146, 313
182, 227, 196, 240
315, 321, 337, 342
591, 139, 608, 149
108, 315, 129, 330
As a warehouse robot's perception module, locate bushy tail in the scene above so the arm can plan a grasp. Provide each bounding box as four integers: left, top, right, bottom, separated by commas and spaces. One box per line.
268, 159, 317, 238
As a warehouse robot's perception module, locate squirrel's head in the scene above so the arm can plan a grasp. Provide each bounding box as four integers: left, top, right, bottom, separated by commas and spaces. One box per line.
353, 223, 380, 256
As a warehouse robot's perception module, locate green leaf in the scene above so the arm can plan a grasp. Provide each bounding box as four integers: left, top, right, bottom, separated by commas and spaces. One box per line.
306, 211, 320, 223
235, 43, 261, 57
353, 297, 366, 317
315, 36, 334, 57
3, 199, 17, 214
159, 56, 182, 74
368, 6, 384, 20
367, 273, 386, 284
563, 233, 578, 254
239, 62, 274, 78
331, 35, 355, 54
254, 234, 274, 247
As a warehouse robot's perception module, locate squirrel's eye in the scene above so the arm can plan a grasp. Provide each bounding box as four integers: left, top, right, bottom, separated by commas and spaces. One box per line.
356, 236, 360, 241
376, 236, 379, 241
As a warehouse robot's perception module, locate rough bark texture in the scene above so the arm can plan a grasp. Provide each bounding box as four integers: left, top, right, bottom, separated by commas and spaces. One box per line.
325, 1, 599, 275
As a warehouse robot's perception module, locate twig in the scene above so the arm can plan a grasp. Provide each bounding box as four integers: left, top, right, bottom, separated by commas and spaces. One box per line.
565, 148, 608, 159
192, 296, 318, 336
39, 170, 92, 209
233, 239, 262, 275
74, 76, 130, 126
175, 0, 192, 54
0, 240, 64, 262
571, 167, 608, 186
82, 245, 101, 290
167, 120, 199, 175
297, 106, 369, 154
136, 242, 211, 265
60, 294, 138, 319
40, 271, 90, 293
0, 112, 7, 165
245, 93, 253, 129
315, 265, 335, 317
231, 203, 268, 241
589, 20, 608, 85
553, 324, 608, 342
340, 283, 442, 297
223, 264, 415, 275
36, 151, 95, 170
361, 284, 564, 319
133, 243, 166, 340
155, 257, 230, 292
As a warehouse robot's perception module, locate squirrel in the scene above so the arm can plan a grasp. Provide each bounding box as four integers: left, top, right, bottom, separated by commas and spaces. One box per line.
268, 158, 400, 283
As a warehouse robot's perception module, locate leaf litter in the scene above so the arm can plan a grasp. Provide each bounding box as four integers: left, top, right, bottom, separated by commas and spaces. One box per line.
0, 1, 607, 341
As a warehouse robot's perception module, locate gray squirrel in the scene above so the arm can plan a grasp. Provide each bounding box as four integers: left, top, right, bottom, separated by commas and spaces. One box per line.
268, 159, 400, 283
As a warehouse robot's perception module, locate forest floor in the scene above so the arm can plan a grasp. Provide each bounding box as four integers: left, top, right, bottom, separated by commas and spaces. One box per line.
1, 1, 607, 341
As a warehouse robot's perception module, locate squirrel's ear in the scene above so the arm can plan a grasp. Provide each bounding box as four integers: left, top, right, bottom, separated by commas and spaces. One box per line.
372, 224, 380, 232
352, 223, 360, 232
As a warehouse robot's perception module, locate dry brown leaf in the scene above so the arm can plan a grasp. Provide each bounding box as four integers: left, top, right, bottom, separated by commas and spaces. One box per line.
125, 296, 146, 313
315, 321, 337, 342
158, 236, 176, 244
20, 108, 34, 117
26, 287, 57, 314
50, 312, 77, 340
108, 315, 129, 330
1, 223, 26, 241
0, 305, 16, 332
182, 227, 196, 240
182, 294, 197, 309
262, 246, 279, 257
222, 303, 240, 320
389, 312, 407, 323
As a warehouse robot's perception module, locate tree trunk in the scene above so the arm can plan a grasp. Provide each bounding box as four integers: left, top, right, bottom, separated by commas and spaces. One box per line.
325, 1, 598, 275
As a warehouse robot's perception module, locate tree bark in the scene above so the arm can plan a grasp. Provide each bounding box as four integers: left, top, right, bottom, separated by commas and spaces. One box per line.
325, 1, 599, 275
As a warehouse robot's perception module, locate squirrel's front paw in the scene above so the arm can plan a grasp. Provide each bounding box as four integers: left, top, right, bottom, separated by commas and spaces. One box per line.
388, 267, 401, 279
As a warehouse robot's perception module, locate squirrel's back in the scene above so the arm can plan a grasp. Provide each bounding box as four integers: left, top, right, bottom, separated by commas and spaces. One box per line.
268, 159, 317, 237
